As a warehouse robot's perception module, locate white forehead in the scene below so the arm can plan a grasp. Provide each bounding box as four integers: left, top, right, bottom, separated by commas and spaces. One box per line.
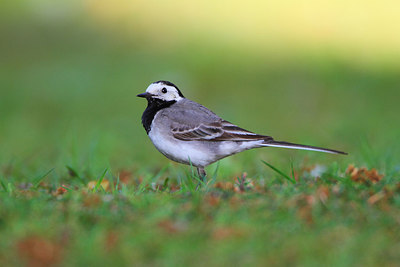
146, 83, 176, 94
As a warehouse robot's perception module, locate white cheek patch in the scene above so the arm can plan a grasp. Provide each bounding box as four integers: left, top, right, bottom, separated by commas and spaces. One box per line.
152, 93, 175, 101
160, 92, 182, 101
168, 92, 183, 101
165, 92, 175, 101
145, 84, 183, 101
145, 84, 158, 94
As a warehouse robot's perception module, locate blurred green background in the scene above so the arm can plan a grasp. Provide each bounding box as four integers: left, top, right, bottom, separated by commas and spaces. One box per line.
1, 0, 399, 179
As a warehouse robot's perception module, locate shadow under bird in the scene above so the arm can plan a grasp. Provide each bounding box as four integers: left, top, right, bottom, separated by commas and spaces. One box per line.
137, 81, 347, 180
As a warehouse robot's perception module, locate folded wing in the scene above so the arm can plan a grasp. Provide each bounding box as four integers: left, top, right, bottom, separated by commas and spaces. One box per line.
172, 120, 273, 142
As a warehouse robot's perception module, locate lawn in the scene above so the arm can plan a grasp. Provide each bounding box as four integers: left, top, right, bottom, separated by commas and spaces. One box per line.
1, 1, 400, 266
1, 162, 399, 266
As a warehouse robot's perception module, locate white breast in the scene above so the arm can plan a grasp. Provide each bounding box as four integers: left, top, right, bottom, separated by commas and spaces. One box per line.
147, 113, 264, 167
148, 118, 214, 167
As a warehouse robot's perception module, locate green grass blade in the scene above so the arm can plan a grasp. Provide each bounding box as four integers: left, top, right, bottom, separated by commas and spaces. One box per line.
93, 168, 108, 193
152, 164, 169, 181
33, 168, 54, 189
163, 177, 170, 190
114, 174, 120, 193
262, 160, 296, 184
188, 157, 196, 178
211, 162, 220, 183
7, 183, 14, 196
66, 165, 86, 185
61, 185, 73, 192
290, 160, 296, 181
0, 179, 7, 192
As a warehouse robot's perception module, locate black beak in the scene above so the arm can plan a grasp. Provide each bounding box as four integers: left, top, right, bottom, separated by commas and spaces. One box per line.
137, 92, 151, 98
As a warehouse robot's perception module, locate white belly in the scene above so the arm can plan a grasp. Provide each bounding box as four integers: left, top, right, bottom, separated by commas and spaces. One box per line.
147, 113, 264, 167
148, 125, 214, 167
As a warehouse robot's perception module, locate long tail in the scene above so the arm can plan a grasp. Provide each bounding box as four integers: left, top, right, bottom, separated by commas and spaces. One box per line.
261, 140, 348, 155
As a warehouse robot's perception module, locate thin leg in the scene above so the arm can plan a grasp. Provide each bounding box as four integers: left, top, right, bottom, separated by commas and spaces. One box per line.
197, 167, 207, 182
195, 167, 207, 190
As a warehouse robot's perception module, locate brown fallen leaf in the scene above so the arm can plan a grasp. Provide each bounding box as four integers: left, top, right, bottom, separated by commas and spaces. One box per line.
290, 194, 317, 225
317, 185, 330, 204
346, 164, 384, 184
104, 231, 119, 252
16, 190, 38, 199
206, 194, 221, 206
305, 195, 316, 206
87, 179, 110, 191
234, 173, 247, 193
157, 220, 187, 234
212, 227, 244, 240
234, 173, 255, 193
169, 184, 181, 193
229, 196, 244, 208
297, 205, 314, 225
214, 181, 235, 191
17, 236, 62, 267
368, 191, 385, 205
82, 194, 101, 208
53, 185, 69, 196
367, 186, 394, 206
118, 170, 132, 185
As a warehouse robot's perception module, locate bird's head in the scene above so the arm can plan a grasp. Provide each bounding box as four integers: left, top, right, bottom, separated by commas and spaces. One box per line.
137, 81, 184, 102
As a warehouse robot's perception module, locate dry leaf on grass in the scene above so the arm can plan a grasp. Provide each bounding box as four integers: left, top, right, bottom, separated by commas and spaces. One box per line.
52, 185, 69, 196
214, 181, 234, 191
234, 173, 247, 193
297, 205, 314, 225
346, 164, 383, 184
17, 236, 62, 267
118, 170, 132, 185
229, 196, 244, 208
16, 190, 38, 199
212, 227, 244, 240
87, 179, 110, 191
234, 173, 255, 193
205, 194, 221, 206
104, 231, 119, 252
169, 184, 181, 193
317, 185, 330, 204
367, 191, 386, 205
82, 194, 102, 208
157, 220, 187, 234
214, 173, 259, 193
367, 186, 395, 206
288, 194, 317, 225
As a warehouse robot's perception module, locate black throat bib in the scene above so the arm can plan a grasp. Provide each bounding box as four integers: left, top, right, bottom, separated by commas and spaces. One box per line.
141, 98, 176, 134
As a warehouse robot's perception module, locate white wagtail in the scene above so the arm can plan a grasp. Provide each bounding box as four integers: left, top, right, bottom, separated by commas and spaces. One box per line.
137, 81, 347, 180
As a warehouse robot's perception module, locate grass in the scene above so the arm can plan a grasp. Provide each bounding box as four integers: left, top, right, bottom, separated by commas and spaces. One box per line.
1, 1, 400, 266
1, 159, 399, 266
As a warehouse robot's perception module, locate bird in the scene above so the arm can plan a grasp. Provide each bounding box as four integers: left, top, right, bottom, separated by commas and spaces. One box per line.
137, 80, 347, 181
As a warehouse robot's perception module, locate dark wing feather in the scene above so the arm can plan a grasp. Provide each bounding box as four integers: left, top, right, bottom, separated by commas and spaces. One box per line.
172, 120, 273, 142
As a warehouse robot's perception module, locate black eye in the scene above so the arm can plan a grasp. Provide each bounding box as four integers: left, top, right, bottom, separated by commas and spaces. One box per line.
161, 88, 167, 94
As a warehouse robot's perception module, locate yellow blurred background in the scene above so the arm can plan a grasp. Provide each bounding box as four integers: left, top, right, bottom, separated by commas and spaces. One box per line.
22, 0, 400, 65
